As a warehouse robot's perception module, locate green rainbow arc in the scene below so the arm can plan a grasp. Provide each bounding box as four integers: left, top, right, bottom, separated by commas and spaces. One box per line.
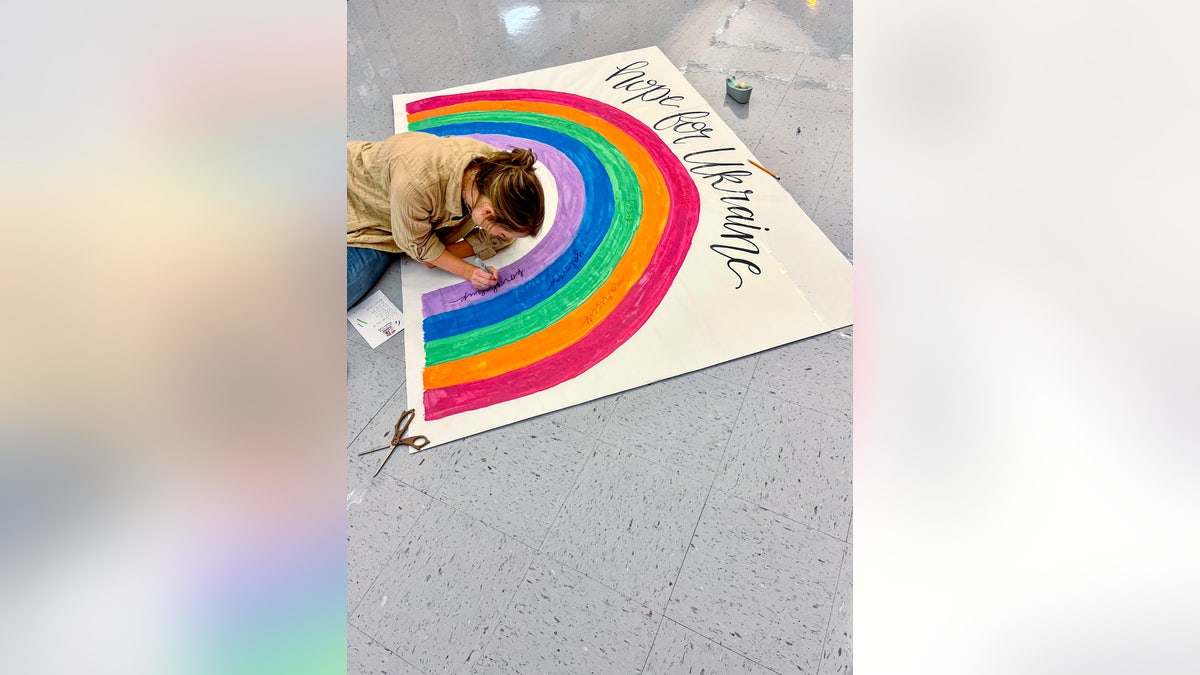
411, 109, 645, 367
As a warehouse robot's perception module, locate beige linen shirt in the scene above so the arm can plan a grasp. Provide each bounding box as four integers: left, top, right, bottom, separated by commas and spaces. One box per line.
346, 132, 514, 261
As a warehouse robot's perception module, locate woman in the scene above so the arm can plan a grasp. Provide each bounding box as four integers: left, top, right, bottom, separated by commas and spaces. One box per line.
346, 132, 545, 308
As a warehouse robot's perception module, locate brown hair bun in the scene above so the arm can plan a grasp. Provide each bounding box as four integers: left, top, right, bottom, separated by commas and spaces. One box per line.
469, 148, 545, 237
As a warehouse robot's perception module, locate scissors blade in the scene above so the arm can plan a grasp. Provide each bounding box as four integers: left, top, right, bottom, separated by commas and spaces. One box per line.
372, 444, 400, 477
359, 443, 390, 455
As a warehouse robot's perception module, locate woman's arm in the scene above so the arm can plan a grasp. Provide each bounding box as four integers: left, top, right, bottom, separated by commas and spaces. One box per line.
387, 184, 497, 289
427, 249, 497, 290
421, 240, 474, 267
443, 240, 476, 260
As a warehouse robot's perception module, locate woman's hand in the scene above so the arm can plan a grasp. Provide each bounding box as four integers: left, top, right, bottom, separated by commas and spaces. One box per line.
466, 265, 498, 291
425, 250, 498, 290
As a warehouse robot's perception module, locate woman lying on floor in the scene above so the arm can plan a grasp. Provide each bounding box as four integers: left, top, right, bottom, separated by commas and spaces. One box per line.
346, 131, 545, 308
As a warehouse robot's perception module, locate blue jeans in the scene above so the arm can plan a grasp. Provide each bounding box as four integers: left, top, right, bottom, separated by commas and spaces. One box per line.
347, 246, 395, 308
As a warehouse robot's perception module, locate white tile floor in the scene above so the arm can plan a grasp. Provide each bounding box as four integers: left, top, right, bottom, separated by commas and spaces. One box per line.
347, 1, 852, 672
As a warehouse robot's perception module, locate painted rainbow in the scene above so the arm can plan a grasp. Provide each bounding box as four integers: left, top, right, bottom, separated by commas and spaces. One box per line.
406, 89, 700, 420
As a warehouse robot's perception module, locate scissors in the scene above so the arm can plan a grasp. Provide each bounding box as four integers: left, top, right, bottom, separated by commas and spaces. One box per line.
358, 408, 431, 476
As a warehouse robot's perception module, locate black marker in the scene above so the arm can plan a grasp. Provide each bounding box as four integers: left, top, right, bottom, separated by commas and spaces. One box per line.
473, 257, 496, 281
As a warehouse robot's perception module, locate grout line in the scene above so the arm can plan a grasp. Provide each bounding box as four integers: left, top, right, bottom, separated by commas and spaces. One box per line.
639, 614, 668, 674
345, 375, 407, 451
346, 487, 435, 620
707, 482, 852, 546
535, 397, 623, 551
813, 548, 850, 675
524, 446, 721, 612
811, 119, 851, 198
745, 351, 763, 387
488, 406, 622, 664
437, 499, 540, 550
377, 436, 471, 495
711, 0, 755, 42
469, 554, 537, 673
712, 37, 815, 57
657, 615, 789, 675
345, 422, 368, 453
592, 438, 715, 490
658, 379, 752, 618
348, 623, 430, 675
539, 553, 653, 613
388, 423, 848, 640
706, 384, 852, 545
354, 499, 539, 672
642, 380, 844, 672
508, 500, 834, 674
536, 435, 602, 552
348, 385, 848, 663
748, 101, 782, 155
703, 355, 759, 388
505, 547, 796, 673
755, 393, 850, 424
467, 530, 541, 672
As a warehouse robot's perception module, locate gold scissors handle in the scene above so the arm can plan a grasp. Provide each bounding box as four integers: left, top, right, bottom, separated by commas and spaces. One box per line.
396, 408, 417, 435
404, 434, 431, 454
358, 409, 432, 473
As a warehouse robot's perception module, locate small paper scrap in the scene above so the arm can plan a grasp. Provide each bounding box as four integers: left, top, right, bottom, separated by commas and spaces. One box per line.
348, 290, 404, 348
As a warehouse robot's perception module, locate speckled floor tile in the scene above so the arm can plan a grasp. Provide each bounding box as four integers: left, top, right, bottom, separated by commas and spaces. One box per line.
643, 617, 776, 674
714, 96, 780, 154
733, 41, 806, 78
678, 65, 781, 146
375, 251, 408, 294
751, 133, 840, 215
541, 449, 710, 611
346, 341, 406, 447
351, 500, 536, 675
469, 654, 519, 674
347, 460, 433, 613
671, 40, 742, 81
473, 555, 659, 674
539, 392, 621, 437
811, 196, 853, 260
766, 102, 852, 155
822, 150, 852, 205
748, 329, 852, 420
603, 371, 746, 479
780, 80, 853, 114
718, 6, 814, 74
346, 2, 409, 140
795, 54, 854, 89
668, 489, 846, 674
715, 390, 851, 539
435, 417, 595, 547
817, 547, 852, 675
347, 389, 473, 495
701, 353, 760, 388
347, 625, 424, 675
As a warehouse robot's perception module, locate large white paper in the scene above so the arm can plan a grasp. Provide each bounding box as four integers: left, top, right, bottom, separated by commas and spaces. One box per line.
394, 46, 852, 446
